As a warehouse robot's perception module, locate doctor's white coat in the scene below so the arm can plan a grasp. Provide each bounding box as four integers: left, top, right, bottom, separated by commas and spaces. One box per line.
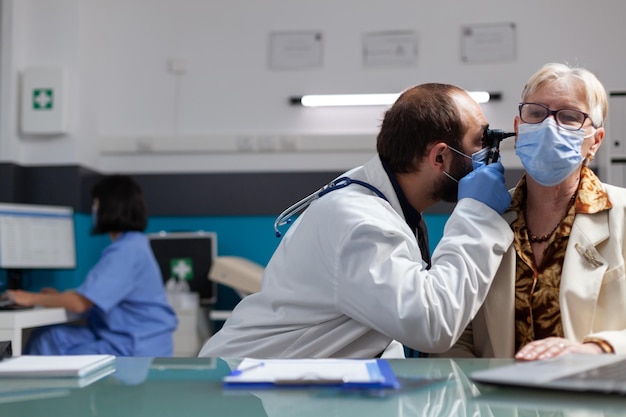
199, 156, 513, 358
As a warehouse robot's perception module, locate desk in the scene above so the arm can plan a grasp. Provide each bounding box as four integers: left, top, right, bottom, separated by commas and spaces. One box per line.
0, 357, 624, 416
0, 308, 69, 355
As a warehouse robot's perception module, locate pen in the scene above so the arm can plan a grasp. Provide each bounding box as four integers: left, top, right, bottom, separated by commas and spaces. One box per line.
274, 378, 346, 385
229, 361, 264, 376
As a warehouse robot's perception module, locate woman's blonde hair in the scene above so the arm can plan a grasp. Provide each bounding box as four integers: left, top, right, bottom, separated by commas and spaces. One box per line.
520, 63, 608, 127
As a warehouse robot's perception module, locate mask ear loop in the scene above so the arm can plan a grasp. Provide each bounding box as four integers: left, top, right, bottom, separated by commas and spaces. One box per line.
583, 127, 598, 165
583, 128, 596, 139
442, 171, 459, 184
447, 145, 471, 161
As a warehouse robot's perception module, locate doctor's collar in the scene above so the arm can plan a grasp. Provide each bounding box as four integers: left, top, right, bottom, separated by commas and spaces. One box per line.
381, 157, 431, 268
381, 158, 424, 231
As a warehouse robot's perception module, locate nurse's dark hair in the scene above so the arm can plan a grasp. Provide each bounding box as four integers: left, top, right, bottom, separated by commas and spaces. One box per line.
377, 83, 468, 173
91, 174, 147, 234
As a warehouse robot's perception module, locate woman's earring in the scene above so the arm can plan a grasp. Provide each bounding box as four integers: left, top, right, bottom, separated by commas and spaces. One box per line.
587, 152, 596, 162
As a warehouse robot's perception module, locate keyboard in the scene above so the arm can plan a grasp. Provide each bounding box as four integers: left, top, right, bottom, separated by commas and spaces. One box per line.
558, 358, 626, 383
0, 296, 32, 311
0, 304, 32, 311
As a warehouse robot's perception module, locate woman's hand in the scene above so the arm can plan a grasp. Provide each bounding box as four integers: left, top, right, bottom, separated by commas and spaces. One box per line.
4, 290, 38, 307
515, 337, 603, 361
5, 289, 92, 313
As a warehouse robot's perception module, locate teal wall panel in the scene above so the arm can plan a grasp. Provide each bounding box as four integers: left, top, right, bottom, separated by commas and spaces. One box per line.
146, 215, 280, 266
423, 213, 448, 254
146, 215, 282, 311
2, 213, 450, 313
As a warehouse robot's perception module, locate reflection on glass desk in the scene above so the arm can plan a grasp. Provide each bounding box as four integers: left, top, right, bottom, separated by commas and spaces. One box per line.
0, 357, 624, 417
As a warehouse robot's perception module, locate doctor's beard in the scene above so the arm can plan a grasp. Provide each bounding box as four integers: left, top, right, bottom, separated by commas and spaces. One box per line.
430, 153, 473, 203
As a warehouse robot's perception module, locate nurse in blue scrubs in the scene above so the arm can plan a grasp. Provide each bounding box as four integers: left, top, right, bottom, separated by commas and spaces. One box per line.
6, 175, 178, 356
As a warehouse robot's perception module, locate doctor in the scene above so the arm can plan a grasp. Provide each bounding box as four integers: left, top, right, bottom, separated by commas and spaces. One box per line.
199, 83, 514, 359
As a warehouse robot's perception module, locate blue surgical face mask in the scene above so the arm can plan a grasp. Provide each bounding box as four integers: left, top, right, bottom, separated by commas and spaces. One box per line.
448, 145, 490, 170
515, 118, 584, 187
443, 146, 490, 183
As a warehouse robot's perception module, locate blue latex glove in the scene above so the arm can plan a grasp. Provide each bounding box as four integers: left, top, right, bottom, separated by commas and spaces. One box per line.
458, 161, 511, 214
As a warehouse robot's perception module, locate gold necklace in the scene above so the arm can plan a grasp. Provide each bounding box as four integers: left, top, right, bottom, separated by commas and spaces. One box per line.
528, 223, 561, 243
525, 192, 577, 244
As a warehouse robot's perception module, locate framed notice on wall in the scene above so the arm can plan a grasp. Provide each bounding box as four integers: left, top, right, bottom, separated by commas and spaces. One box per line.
363, 31, 418, 68
461, 22, 516, 63
268, 31, 323, 70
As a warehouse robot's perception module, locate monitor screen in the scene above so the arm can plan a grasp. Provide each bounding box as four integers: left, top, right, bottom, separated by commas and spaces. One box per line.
0, 202, 76, 269
148, 231, 217, 305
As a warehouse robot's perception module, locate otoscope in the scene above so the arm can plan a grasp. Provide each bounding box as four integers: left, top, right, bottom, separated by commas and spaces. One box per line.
483, 129, 516, 165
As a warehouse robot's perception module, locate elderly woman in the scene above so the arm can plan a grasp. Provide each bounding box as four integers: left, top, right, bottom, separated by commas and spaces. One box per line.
444, 62, 626, 360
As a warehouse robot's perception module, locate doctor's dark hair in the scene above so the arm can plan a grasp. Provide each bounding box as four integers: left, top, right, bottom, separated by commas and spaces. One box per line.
91, 175, 147, 234
377, 83, 467, 173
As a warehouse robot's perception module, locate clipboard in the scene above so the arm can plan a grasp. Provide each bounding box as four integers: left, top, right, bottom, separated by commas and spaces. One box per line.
223, 358, 400, 389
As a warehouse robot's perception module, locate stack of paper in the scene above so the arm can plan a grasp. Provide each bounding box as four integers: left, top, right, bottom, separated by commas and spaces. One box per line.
0, 355, 115, 404
0, 355, 115, 378
223, 358, 400, 389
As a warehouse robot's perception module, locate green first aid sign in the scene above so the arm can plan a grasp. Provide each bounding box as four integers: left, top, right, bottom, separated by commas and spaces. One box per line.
170, 258, 194, 281
32, 88, 54, 110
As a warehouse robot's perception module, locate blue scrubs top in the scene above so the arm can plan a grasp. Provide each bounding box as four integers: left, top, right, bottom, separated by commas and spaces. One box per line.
75, 232, 178, 356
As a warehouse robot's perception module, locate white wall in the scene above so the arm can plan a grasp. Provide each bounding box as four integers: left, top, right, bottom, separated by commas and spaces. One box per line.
2, 0, 626, 173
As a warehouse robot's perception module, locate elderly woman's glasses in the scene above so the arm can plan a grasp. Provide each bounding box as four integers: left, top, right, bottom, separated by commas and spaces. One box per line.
518, 102, 595, 131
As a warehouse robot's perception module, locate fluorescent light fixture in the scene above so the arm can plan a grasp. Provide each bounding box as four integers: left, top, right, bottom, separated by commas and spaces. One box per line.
300, 93, 399, 107
291, 91, 500, 107
469, 91, 491, 104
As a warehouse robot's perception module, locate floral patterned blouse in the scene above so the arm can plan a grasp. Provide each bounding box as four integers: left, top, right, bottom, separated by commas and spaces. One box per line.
509, 166, 612, 351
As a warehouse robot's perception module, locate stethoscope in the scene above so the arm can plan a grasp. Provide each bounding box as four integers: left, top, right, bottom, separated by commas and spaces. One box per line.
274, 177, 388, 237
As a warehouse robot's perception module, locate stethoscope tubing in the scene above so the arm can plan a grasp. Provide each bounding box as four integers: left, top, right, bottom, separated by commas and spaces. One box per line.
274, 177, 388, 237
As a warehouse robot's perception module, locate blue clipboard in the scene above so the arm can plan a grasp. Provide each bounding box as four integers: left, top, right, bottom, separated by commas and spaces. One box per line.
223, 358, 400, 390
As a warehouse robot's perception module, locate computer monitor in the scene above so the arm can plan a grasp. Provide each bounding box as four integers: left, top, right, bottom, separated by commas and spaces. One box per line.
0, 202, 77, 289
148, 231, 217, 306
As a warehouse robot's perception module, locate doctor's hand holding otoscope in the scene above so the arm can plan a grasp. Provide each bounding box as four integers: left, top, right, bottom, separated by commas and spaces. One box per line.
456, 128, 516, 216
482, 128, 516, 165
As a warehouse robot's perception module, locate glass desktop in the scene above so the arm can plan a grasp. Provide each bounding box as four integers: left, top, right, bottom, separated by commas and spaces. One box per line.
0, 357, 624, 417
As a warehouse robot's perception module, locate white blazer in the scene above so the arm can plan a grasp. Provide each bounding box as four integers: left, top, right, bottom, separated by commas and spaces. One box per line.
445, 183, 626, 357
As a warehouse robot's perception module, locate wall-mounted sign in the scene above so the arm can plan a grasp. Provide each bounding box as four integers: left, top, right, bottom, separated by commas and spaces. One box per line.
363, 31, 418, 68
268, 31, 323, 70
461, 23, 516, 63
